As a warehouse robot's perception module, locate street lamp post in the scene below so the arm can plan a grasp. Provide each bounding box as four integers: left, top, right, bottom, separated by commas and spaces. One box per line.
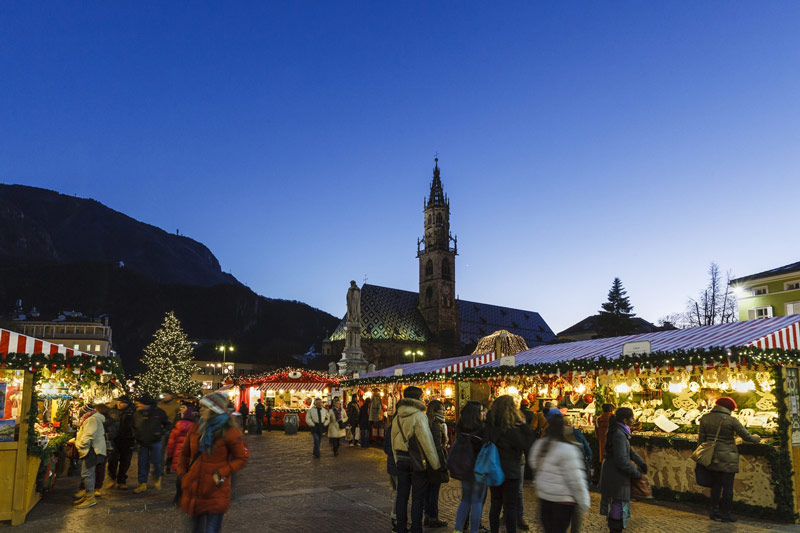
218, 345, 234, 364
404, 349, 424, 363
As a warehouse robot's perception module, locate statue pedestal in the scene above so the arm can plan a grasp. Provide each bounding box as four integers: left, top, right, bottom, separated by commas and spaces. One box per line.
338, 321, 369, 375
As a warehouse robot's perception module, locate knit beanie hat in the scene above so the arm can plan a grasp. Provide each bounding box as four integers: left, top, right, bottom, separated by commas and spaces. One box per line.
716, 397, 737, 412
201, 392, 228, 415
545, 409, 563, 424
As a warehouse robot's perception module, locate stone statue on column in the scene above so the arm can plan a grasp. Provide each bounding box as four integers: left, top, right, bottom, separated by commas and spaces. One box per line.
338, 280, 369, 375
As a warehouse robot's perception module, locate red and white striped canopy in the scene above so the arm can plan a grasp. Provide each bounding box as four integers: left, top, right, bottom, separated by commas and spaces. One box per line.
258, 382, 329, 392
436, 352, 497, 374
748, 318, 800, 350
0, 327, 95, 358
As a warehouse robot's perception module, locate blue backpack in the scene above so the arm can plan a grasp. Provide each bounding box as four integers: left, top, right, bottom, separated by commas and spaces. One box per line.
473, 440, 504, 486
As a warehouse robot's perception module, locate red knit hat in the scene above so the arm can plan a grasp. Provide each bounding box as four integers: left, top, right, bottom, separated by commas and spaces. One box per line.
716, 397, 737, 412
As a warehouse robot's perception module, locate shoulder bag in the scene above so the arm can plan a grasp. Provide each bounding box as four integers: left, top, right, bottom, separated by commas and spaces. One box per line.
474, 431, 504, 487
690, 417, 724, 467
395, 418, 427, 472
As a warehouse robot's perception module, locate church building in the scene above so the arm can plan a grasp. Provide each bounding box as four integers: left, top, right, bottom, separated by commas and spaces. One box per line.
325, 159, 555, 370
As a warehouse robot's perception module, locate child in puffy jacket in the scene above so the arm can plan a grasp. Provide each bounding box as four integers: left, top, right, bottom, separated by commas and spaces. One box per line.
167, 403, 196, 472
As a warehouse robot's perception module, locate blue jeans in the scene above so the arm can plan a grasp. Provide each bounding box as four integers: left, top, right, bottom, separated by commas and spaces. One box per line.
312, 431, 322, 456
517, 464, 525, 521
137, 441, 163, 484
455, 478, 487, 533
80, 449, 104, 494
396, 459, 427, 533
192, 513, 223, 533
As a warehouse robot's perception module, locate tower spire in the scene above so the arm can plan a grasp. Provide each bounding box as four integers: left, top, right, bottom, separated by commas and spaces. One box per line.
428, 156, 446, 207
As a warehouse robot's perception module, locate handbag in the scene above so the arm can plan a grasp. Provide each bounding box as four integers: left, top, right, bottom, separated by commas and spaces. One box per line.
65, 440, 80, 460
395, 418, 427, 473
474, 440, 504, 487
631, 473, 653, 499
695, 463, 713, 488
174, 449, 202, 506
338, 420, 346, 430
690, 417, 724, 467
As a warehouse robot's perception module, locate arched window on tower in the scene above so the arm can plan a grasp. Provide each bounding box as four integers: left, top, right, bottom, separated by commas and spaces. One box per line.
442, 259, 451, 280
428, 214, 432, 226
426, 286, 433, 306
436, 213, 443, 224
425, 259, 433, 277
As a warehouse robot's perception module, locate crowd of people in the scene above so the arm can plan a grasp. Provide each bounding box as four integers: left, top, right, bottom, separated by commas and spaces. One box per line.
69, 390, 250, 533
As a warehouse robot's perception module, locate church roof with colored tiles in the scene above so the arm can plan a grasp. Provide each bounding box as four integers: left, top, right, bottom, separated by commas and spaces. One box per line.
328, 284, 555, 348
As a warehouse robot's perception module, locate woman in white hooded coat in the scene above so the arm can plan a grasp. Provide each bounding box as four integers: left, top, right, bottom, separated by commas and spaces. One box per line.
529, 412, 590, 533
327, 397, 349, 456
73, 405, 107, 508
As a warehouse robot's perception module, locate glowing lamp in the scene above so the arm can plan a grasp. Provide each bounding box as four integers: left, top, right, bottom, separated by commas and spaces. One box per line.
507, 386, 519, 396
575, 384, 586, 394
614, 383, 631, 394
668, 382, 686, 394
444, 387, 454, 397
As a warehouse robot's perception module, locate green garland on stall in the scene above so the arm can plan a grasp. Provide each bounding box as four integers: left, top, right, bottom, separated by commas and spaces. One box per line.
1, 352, 127, 458
342, 346, 800, 387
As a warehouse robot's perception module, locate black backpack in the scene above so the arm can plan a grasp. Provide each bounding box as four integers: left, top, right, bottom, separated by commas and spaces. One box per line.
447, 432, 480, 480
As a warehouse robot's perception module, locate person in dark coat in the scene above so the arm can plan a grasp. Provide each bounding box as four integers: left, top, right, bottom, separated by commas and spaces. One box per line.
485, 395, 534, 533
698, 397, 760, 523
599, 407, 646, 533
423, 400, 448, 529
454, 401, 487, 533
107, 396, 136, 489
347, 397, 360, 446
238, 401, 249, 434
384, 416, 399, 532
132, 395, 170, 494
254, 400, 266, 435
359, 397, 372, 448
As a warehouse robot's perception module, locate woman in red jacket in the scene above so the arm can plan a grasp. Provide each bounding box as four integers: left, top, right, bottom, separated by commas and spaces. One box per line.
167, 403, 195, 472
178, 392, 249, 532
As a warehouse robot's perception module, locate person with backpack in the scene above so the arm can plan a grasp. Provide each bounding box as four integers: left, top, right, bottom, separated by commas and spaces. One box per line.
484, 395, 534, 533
598, 407, 647, 533
451, 401, 487, 533
530, 411, 590, 533
422, 400, 449, 529
698, 397, 760, 523
391, 386, 441, 533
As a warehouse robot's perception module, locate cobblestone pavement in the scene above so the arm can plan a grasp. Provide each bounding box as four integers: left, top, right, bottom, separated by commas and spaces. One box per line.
4, 431, 800, 532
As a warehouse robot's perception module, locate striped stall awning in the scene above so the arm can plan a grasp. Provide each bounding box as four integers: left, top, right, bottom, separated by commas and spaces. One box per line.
0, 327, 95, 358
479, 315, 800, 367
436, 352, 497, 373
258, 382, 329, 392
359, 352, 496, 379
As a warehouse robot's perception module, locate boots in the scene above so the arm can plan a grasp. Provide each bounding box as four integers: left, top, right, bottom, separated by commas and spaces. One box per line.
102, 479, 116, 490
74, 494, 97, 509
153, 477, 161, 490
709, 506, 722, 521
132, 483, 147, 494
73, 488, 86, 499
116, 483, 128, 490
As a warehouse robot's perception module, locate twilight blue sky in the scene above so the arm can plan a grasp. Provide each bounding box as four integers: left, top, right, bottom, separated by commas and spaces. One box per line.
2, 3, 799, 333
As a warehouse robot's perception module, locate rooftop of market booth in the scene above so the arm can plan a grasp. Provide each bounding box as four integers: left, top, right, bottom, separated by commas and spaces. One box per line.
481, 314, 800, 367
359, 351, 496, 378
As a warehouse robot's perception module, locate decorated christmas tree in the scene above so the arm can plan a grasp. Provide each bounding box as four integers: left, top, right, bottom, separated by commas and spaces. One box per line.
136, 311, 200, 398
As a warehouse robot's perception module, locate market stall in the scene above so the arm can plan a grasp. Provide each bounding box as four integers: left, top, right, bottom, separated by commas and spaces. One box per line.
0, 328, 124, 525
238, 368, 342, 428
345, 316, 800, 521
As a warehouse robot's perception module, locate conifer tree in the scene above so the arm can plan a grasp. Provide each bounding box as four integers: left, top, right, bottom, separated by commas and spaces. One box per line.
136, 311, 200, 398
597, 277, 638, 337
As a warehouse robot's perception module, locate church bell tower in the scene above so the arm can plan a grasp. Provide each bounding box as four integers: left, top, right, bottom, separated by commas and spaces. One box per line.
417, 158, 459, 349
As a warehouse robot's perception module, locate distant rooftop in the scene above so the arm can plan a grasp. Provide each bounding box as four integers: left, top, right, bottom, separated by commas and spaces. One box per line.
730, 260, 800, 285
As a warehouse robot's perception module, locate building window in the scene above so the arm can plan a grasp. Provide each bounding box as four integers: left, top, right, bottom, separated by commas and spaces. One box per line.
785, 281, 800, 291
73, 344, 80, 350
426, 286, 433, 305
787, 302, 800, 316
752, 286, 768, 296
95, 344, 100, 351
751, 306, 773, 320
436, 213, 442, 224
428, 214, 432, 225
442, 259, 451, 280
425, 259, 433, 277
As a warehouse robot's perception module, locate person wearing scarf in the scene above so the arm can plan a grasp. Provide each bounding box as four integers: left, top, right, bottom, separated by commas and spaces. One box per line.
423, 400, 449, 529
599, 407, 647, 533
177, 392, 249, 533
327, 396, 349, 456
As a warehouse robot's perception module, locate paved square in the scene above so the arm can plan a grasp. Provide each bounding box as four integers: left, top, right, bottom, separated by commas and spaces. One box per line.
5, 431, 799, 532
